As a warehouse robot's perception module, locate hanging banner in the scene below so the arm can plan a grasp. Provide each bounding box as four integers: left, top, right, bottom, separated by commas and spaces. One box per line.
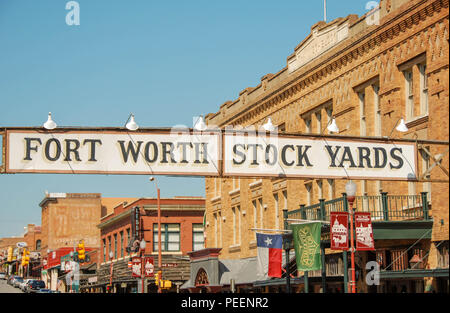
330, 212, 349, 250
131, 257, 142, 278
5, 129, 221, 176
291, 222, 322, 271
144, 257, 154, 277
355, 212, 375, 251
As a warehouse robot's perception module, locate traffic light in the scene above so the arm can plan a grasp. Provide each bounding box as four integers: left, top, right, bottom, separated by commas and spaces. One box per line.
21, 249, 30, 266
161, 280, 172, 289
7, 247, 13, 262
77, 240, 85, 262
154, 271, 161, 286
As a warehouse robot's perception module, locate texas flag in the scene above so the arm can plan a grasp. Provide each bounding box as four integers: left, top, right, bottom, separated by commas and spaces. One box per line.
256, 233, 283, 279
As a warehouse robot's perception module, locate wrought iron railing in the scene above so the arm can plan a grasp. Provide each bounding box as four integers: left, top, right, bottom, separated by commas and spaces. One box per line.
288, 192, 431, 222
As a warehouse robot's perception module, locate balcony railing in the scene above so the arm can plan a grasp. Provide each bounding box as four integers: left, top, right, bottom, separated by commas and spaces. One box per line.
288, 192, 431, 222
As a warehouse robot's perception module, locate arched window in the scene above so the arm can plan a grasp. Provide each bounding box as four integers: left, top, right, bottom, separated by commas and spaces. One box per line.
194, 268, 209, 287
36, 240, 41, 251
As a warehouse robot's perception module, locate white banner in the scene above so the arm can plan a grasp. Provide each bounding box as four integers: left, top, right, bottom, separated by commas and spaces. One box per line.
223, 133, 417, 180
6, 130, 221, 176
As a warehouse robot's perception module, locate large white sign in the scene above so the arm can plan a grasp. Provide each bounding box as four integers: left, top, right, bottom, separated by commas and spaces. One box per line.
223, 133, 417, 180
4, 130, 418, 180
6, 130, 221, 176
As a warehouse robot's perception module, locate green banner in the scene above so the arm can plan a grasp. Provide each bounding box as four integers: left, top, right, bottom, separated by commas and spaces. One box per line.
291, 222, 322, 271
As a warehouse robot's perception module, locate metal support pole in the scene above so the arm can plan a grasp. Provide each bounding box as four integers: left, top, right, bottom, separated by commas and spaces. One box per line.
283, 209, 291, 294
342, 193, 349, 293
321, 244, 326, 293
285, 248, 291, 293
381, 192, 389, 221
300, 204, 309, 293
348, 197, 356, 293
157, 187, 162, 294
421, 192, 429, 220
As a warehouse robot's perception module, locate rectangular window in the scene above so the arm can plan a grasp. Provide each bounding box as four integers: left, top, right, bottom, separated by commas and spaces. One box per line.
108, 236, 112, 260
359, 92, 366, 136
327, 179, 335, 200
373, 84, 381, 136
192, 224, 204, 251
315, 112, 321, 133
219, 212, 222, 247
274, 193, 279, 230
317, 180, 323, 200
305, 117, 311, 134
120, 231, 124, 258
126, 228, 130, 255
214, 213, 218, 247
232, 206, 241, 245
326, 108, 333, 134
404, 69, 414, 119
103, 239, 106, 263
252, 200, 257, 239
419, 63, 428, 116
114, 234, 117, 259
306, 183, 312, 206
153, 224, 180, 252
258, 198, 264, 229
420, 147, 431, 202
237, 206, 241, 245
232, 207, 237, 245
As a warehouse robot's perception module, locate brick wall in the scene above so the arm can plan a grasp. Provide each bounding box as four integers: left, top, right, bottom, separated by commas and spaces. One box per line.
204, 0, 449, 260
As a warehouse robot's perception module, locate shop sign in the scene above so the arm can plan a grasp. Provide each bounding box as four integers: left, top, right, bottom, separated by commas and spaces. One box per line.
162, 263, 178, 268
330, 212, 349, 250
16, 242, 27, 248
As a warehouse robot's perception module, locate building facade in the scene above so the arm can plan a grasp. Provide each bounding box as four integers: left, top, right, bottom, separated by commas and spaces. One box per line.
199, 0, 449, 293
94, 197, 205, 293
39, 192, 102, 291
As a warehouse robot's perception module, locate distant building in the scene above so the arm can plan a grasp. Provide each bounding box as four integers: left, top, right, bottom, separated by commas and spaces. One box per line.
39, 193, 103, 291
92, 196, 205, 293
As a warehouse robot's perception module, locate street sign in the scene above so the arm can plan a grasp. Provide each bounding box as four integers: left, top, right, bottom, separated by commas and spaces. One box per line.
162, 263, 179, 268
16, 242, 27, 248
144, 257, 154, 277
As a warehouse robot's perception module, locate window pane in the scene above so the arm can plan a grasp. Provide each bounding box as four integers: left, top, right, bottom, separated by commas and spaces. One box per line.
167, 242, 180, 251
168, 233, 179, 241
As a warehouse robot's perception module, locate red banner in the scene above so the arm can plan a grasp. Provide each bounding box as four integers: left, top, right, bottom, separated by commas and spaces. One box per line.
131, 257, 142, 277
330, 212, 349, 250
143, 257, 154, 277
355, 212, 375, 251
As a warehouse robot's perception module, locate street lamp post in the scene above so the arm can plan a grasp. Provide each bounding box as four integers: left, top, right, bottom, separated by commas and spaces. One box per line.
109, 251, 114, 293
345, 180, 357, 294
46, 249, 50, 289
149, 177, 162, 293
140, 240, 146, 294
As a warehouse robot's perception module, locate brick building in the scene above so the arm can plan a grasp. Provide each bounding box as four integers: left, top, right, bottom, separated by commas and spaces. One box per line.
0, 236, 24, 275
39, 193, 102, 291
194, 0, 448, 293
93, 196, 205, 293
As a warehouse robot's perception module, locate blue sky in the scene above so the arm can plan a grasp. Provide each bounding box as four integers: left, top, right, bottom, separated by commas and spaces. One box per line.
0, 0, 370, 237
